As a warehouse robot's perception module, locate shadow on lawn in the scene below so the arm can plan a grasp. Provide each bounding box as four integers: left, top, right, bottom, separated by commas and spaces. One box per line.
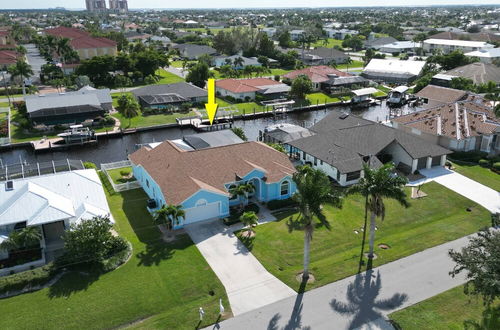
463, 305, 500, 330
330, 269, 408, 330
47, 267, 102, 299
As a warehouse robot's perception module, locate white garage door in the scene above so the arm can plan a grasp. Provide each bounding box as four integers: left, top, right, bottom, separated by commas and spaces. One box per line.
184, 201, 221, 224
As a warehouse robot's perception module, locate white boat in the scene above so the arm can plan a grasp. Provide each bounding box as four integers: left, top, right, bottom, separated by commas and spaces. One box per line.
57, 125, 95, 143
387, 86, 409, 106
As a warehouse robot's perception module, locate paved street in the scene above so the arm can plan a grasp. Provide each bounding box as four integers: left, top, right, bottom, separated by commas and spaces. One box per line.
208, 233, 470, 330
185, 218, 296, 316
418, 167, 500, 213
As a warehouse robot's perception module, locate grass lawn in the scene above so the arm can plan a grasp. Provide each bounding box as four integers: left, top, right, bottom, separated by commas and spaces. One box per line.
232, 102, 267, 116
373, 90, 388, 98
451, 161, 500, 192
389, 284, 500, 329
155, 68, 185, 84
336, 60, 364, 70
0, 175, 230, 330
237, 182, 490, 292
311, 38, 344, 48
306, 92, 341, 105
107, 166, 135, 184
113, 110, 197, 129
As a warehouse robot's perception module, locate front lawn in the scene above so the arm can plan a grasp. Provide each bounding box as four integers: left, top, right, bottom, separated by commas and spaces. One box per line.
237, 182, 490, 291
451, 161, 500, 192
336, 60, 364, 69
0, 176, 230, 329
389, 285, 500, 329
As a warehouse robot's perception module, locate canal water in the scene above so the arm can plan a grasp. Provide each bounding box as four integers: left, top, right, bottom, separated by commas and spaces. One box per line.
0, 101, 414, 167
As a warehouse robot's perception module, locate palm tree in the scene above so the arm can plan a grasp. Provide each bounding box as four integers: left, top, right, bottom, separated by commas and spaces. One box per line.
292, 165, 342, 281
229, 183, 254, 210
16, 45, 27, 56
240, 211, 259, 235
233, 57, 245, 68
347, 163, 409, 261
154, 204, 173, 230
345, 58, 353, 73
116, 94, 140, 127
55, 37, 72, 64
154, 204, 185, 230
0, 226, 42, 252
8, 59, 33, 96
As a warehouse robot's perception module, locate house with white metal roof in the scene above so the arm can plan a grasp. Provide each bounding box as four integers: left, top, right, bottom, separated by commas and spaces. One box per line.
423, 38, 495, 55
465, 48, 500, 64
362, 59, 426, 84
0, 169, 112, 275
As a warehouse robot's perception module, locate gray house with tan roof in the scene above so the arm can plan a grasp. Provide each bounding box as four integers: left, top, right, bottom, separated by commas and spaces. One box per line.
287, 111, 451, 186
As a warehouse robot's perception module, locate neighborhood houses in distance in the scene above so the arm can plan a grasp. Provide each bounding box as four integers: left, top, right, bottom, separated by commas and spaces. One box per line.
0, 2, 499, 330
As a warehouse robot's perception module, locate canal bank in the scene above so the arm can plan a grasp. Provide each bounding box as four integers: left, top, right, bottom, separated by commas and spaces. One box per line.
0, 100, 416, 167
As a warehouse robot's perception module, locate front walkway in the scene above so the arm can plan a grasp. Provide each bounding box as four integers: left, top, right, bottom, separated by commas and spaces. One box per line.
208, 232, 471, 330
184, 217, 296, 316
414, 167, 500, 213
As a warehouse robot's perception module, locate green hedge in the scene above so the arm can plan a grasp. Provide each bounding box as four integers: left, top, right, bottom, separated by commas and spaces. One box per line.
224, 203, 260, 226
493, 162, 500, 172
478, 159, 491, 168
450, 151, 488, 163
0, 263, 56, 294
267, 198, 298, 210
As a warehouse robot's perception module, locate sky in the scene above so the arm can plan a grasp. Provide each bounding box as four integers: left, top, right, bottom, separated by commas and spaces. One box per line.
1, 0, 499, 9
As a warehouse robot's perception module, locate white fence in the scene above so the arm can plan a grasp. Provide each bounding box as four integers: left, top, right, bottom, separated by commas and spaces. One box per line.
101, 160, 141, 192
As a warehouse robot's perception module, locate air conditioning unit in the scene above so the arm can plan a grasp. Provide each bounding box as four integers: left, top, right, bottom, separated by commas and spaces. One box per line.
147, 199, 157, 209
5, 181, 13, 191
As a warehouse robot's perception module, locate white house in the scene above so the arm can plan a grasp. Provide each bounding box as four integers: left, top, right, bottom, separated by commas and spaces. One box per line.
465, 48, 500, 64
378, 41, 421, 54
324, 29, 358, 40
362, 59, 426, 84
423, 38, 495, 54
0, 169, 112, 275
290, 30, 305, 41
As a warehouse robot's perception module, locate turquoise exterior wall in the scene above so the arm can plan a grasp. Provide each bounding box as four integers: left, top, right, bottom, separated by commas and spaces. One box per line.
132, 164, 296, 228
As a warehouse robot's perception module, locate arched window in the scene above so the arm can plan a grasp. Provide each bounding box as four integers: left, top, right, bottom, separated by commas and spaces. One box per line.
280, 181, 289, 196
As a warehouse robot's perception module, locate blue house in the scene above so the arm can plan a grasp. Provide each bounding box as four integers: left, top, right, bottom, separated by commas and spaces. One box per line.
129, 140, 297, 228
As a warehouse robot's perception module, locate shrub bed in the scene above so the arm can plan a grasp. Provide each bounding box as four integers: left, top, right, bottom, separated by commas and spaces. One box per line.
267, 198, 298, 210
0, 263, 56, 295
450, 151, 488, 163
223, 203, 260, 226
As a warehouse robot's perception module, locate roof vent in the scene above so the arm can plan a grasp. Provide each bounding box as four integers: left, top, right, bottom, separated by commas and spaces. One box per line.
339, 113, 349, 120
5, 180, 13, 191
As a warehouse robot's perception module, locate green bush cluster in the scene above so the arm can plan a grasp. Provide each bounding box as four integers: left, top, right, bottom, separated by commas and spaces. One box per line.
0, 264, 56, 295
267, 198, 298, 210
478, 159, 490, 168
224, 203, 260, 226
83, 162, 97, 170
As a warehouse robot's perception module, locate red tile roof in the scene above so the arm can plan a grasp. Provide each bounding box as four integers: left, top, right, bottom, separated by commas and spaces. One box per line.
216, 78, 282, 93
44, 26, 90, 39
283, 65, 352, 83
0, 50, 18, 66
129, 141, 296, 205
70, 36, 117, 49
0, 31, 9, 37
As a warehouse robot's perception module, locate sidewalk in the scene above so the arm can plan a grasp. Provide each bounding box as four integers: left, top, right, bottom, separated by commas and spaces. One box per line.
208, 232, 471, 329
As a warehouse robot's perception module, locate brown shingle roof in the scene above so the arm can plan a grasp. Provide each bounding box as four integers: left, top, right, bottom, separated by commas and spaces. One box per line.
129, 141, 296, 205
415, 85, 468, 105
44, 26, 90, 39
283, 65, 352, 83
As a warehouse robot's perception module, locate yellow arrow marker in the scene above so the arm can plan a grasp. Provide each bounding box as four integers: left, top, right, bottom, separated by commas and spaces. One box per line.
205, 78, 218, 125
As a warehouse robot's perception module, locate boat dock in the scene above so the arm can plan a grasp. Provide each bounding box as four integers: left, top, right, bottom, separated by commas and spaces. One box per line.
31, 137, 98, 152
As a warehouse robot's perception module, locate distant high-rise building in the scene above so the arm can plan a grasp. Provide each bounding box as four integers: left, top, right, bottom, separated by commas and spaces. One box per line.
109, 0, 128, 13
85, 0, 107, 12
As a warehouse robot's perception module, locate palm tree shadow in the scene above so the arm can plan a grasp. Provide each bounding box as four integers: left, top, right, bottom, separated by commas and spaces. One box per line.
266, 280, 312, 330
330, 270, 408, 329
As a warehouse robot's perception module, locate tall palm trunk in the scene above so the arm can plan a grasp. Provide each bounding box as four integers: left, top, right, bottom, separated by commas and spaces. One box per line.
368, 211, 377, 258
303, 222, 313, 280
358, 195, 369, 272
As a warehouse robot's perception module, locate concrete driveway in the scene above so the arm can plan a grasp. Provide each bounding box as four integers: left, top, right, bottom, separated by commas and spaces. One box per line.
418, 167, 500, 213
185, 219, 296, 316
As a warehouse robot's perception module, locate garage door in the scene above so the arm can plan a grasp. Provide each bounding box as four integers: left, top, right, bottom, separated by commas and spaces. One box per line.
184, 201, 221, 224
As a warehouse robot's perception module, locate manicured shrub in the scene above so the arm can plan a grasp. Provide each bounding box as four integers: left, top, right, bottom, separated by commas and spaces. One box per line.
478, 159, 490, 168
119, 169, 131, 177
450, 151, 488, 163
267, 198, 298, 210
0, 263, 56, 294
492, 162, 500, 172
